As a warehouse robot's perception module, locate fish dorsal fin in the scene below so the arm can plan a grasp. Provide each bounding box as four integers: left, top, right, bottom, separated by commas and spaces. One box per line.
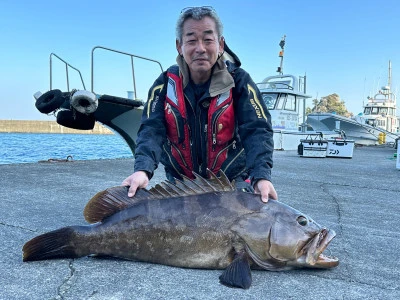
192, 169, 235, 192
161, 179, 195, 196
206, 169, 235, 191
191, 172, 217, 192
84, 170, 235, 223
148, 170, 235, 196
179, 174, 208, 193
83, 186, 157, 223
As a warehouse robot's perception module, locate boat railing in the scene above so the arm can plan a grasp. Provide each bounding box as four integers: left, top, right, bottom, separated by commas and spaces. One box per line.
49, 53, 86, 91
257, 81, 294, 91
257, 74, 309, 97
91, 46, 164, 100
367, 92, 397, 104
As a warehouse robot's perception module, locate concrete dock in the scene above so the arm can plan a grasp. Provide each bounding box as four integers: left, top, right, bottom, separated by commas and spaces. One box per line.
1, 145, 399, 300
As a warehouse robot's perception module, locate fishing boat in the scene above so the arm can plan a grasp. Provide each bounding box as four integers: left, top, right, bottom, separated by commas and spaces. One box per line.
307, 61, 399, 146
257, 36, 338, 150
34, 47, 163, 155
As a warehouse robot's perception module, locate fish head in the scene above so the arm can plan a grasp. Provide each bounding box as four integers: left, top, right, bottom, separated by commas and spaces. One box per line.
233, 199, 339, 270
267, 201, 339, 269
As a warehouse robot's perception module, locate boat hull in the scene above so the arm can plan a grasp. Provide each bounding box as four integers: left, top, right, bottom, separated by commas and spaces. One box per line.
93, 95, 144, 153
307, 113, 399, 145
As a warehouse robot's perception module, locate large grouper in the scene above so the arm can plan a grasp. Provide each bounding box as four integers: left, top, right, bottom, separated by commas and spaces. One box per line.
23, 170, 339, 289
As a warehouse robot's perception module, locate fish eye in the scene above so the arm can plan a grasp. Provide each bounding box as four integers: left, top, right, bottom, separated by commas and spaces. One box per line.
297, 216, 308, 226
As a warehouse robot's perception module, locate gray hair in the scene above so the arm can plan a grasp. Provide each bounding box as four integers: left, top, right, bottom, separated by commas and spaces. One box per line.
176, 7, 224, 44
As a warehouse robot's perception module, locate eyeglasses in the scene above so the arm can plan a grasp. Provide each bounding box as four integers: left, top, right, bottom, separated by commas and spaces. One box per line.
180, 6, 215, 14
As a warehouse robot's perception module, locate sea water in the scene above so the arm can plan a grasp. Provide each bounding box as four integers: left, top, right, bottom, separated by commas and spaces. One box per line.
0, 133, 133, 164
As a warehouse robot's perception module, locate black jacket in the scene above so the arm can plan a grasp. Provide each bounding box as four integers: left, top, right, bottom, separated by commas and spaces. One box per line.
134, 45, 274, 184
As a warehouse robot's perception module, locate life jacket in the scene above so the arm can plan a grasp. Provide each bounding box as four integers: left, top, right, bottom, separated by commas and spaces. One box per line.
165, 71, 235, 178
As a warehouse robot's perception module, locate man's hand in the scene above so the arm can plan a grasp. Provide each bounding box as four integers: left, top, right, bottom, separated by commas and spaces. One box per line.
121, 171, 149, 197
254, 179, 278, 203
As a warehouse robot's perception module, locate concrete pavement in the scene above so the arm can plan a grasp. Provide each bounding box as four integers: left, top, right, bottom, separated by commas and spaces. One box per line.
1, 145, 399, 299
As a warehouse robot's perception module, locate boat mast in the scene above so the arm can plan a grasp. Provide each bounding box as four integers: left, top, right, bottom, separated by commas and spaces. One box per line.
277, 35, 286, 75
382, 60, 392, 99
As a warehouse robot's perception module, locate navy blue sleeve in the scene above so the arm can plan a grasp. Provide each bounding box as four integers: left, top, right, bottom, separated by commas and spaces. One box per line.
133, 72, 167, 178
232, 68, 274, 182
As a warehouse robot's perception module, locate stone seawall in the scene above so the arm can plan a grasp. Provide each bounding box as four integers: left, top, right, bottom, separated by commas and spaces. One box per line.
0, 120, 114, 134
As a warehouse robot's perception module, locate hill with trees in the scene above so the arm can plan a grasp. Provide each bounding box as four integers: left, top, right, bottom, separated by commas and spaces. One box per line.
306, 93, 353, 118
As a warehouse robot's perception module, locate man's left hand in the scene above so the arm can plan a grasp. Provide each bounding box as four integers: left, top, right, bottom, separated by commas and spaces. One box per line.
254, 179, 278, 203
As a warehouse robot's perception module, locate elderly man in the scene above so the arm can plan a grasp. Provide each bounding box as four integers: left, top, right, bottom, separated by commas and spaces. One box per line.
123, 6, 277, 202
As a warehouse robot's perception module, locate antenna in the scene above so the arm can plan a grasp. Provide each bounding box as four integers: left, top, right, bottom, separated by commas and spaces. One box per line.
362, 76, 366, 108
277, 35, 286, 75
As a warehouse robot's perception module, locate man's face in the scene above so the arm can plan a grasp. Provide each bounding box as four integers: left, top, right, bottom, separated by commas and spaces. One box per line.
176, 16, 224, 83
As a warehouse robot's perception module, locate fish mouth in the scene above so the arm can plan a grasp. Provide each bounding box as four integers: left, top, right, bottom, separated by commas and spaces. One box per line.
303, 228, 339, 268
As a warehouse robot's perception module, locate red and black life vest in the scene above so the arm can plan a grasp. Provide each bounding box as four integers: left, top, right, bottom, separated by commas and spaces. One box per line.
165, 72, 235, 178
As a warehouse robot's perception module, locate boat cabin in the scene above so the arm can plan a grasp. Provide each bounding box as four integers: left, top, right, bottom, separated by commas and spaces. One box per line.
363, 88, 398, 133
257, 74, 311, 132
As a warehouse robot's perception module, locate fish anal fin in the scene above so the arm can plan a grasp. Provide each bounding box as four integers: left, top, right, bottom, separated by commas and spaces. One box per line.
83, 186, 154, 223
219, 251, 252, 289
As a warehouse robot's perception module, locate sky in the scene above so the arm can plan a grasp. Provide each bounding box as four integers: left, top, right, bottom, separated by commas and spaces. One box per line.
1, 0, 399, 120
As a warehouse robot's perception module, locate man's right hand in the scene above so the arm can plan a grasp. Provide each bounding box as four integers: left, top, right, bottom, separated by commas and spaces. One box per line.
121, 171, 149, 197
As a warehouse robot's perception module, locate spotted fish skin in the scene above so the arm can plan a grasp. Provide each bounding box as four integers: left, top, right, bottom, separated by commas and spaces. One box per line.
23, 171, 338, 289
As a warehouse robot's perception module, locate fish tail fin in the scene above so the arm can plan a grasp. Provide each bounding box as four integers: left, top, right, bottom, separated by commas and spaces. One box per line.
23, 226, 88, 262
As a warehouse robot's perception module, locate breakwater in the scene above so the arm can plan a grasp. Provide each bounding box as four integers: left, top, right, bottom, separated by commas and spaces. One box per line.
0, 120, 114, 134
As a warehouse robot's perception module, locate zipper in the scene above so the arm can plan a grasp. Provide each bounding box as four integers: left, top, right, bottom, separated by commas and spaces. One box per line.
167, 104, 181, 140
163, 144, 184, 175
211, 140, 237, 169
212, 104, 229, 151
170, 142, 188, 167
184, 93, 196, 168
222, 145, 244, 173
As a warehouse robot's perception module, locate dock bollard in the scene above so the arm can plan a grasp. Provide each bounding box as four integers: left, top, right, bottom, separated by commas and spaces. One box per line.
378, 133, 386, 145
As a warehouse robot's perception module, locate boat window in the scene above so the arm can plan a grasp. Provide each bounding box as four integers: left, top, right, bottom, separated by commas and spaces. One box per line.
366, 119, 375, 126
380, 108, 388, 115
371, 107, 379, 115
261, 93, 278, 110
364, 107, 371, 115
284, 94, 296, 111
276, 94, 286, 110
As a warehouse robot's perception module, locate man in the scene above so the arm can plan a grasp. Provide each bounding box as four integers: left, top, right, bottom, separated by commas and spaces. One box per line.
122, 6, 277, 203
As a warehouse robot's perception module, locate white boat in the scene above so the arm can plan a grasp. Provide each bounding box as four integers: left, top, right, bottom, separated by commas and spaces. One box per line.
307, 61, 399, 146
257, 36, 338, 150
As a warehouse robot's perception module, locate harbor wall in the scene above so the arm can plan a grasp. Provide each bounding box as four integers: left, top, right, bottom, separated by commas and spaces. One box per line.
0, 120, 114, 135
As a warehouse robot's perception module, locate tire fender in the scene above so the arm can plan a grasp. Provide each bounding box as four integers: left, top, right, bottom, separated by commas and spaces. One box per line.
35, 89, 64, 114
56, 109, 95, 130
70, 90, 98, 114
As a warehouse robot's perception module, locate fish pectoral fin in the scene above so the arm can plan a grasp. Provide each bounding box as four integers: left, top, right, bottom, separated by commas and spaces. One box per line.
219, 251, 252, 289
